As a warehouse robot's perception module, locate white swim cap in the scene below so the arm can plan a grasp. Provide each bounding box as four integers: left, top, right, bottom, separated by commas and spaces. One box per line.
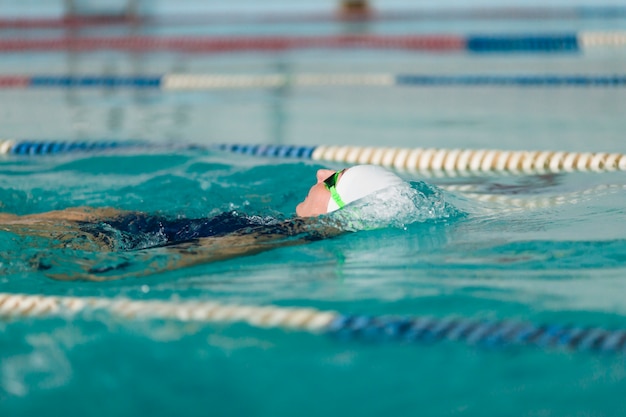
326, 165, 405, 213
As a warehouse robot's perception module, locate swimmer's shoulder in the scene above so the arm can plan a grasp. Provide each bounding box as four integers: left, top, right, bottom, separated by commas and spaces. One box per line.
241, 216, 343, 241
0, 207, 132, 228
20, 207, 131, 224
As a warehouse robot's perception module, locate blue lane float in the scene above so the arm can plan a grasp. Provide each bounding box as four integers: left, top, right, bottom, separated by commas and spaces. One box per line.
30, 76, 162, 88
0, 141, 315, 158
395, 75, 626, 86
0, 140, 143, 156
327, 314, 626, 353
467, 35, 579, 52
216, 143, 316, 159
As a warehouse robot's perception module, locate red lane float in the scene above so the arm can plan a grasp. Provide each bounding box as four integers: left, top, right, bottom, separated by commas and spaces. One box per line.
0, 35, 466, 53
0, 76, 30, 88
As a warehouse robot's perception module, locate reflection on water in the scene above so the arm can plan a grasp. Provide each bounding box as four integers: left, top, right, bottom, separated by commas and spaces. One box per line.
2, 4, 626, 415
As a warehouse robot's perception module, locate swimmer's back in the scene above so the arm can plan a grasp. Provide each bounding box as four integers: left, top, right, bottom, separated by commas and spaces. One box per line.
79, 211, 266, 251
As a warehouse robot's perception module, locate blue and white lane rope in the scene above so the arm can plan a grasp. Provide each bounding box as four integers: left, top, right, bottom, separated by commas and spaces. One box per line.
3, 74, 626, 90
3, 140, 626, 177
0, 292, 624, 354
218, 144, 626, 176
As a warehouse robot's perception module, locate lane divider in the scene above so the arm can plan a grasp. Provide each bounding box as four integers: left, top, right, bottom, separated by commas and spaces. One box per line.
220, 144, 626, 176
0, 292, 624, 354
0, 139, 143, 156
0, 35, 466, 53
578, 31, 626, 47
0, 32, 622, 54
3, 141, 626, 177
440, 183, 626, 211
2, 74, 626, 90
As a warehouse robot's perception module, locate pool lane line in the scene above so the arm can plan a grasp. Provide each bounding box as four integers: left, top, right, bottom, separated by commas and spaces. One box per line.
1, 33, 621, 53
29, 75, 162, 88
439, 183, 626, 211
220, 144, 626, 176
0, 292, 624, 354
3, 74, 626, 90
1, 31, 625, 54
0, 35, 464, 53
3, 141, 626, 177
0, 139, 150, 156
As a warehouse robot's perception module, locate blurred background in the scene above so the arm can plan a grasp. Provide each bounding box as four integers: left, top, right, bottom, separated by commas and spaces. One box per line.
1, 0, 625, 152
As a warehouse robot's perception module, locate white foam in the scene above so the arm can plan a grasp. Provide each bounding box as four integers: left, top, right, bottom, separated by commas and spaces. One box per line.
325, 181, 454, 232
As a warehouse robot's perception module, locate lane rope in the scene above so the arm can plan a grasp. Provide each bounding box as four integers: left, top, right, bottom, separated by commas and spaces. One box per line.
2, 74, 626, 90
3, 141, 626, 177
220, 144, 626, 176
0, 139, 143, 156
0, 32, 623, 53
0, 292, 624, 354
440, 183, 626, 211
0, 35, 466, 53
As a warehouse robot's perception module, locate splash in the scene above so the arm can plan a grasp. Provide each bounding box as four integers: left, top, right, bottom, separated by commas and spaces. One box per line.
324, 181, 457, 232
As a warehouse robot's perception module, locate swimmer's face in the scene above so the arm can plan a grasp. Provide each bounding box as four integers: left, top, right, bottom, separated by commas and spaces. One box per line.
296, 169, 343, 217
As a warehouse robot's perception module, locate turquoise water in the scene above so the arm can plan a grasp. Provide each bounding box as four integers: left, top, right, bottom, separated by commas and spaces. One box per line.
2, 153, 626, 416
3, 3, 626, 416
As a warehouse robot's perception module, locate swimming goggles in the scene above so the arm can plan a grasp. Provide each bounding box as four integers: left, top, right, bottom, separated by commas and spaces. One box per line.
324, 169, 346, 209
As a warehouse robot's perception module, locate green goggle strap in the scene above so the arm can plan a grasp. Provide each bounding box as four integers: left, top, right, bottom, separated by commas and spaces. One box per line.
326, 171, 346, 209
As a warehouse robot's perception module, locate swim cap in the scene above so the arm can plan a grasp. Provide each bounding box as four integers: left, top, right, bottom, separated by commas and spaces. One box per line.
327, 165, 405, 213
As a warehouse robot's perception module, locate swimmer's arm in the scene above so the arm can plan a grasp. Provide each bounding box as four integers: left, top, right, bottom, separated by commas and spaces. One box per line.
0, 206, 133, 251
0, 206, 129, 224
165, 221, 343, 269
47, 219, 343, 281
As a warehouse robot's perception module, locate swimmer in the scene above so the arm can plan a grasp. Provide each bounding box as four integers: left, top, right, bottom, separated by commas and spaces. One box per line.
337, 0, 372, 20
0, 165, 405, 281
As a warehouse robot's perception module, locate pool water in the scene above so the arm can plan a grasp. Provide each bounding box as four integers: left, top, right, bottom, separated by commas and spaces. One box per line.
2, 2, 626, 416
